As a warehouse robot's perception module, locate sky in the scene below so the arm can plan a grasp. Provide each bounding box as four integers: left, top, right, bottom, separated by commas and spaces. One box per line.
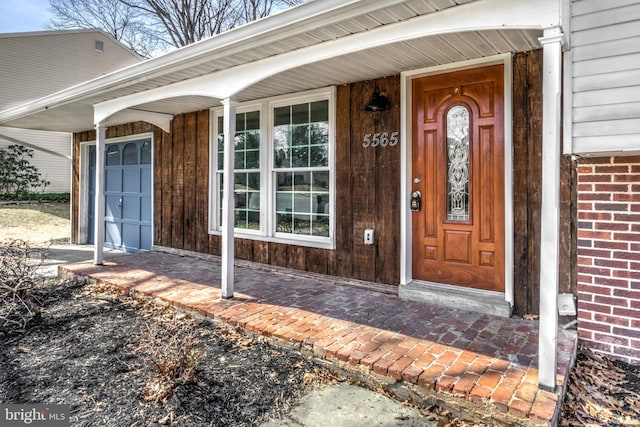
0, 0, 53, 33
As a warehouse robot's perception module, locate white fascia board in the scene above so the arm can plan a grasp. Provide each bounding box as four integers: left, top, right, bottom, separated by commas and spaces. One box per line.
5, 0, 561, 126
95, 0, 561, 123
0, 0, 399, 124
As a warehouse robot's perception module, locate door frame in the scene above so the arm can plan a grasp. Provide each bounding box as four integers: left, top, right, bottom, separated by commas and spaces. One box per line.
78, 133, 154, 247
399, 53, 514, 306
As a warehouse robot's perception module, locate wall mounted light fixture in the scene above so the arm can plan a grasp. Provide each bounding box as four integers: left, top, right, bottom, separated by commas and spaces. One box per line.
364, 86, 389, 112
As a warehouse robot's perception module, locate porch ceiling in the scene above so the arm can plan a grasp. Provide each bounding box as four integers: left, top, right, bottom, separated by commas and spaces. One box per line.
0, 0, 548, 133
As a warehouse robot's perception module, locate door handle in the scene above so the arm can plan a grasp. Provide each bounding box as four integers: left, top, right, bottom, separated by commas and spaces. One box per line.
117, 198, 123, 208
411, 191, 421, 212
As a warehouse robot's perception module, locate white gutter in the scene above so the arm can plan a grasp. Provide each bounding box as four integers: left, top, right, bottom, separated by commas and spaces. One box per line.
0, 0, 410, 125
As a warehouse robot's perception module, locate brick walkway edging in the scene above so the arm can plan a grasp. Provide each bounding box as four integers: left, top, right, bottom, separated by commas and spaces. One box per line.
59, 251, 577, 426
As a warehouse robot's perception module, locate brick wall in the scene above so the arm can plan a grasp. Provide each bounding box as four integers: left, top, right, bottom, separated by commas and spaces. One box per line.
576, 156, 640, 364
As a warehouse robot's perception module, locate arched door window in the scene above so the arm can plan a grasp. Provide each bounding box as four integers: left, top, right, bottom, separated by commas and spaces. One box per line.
446, 105, 470, 221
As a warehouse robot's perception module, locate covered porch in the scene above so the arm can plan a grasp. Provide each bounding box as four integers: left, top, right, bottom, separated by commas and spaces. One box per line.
0, 0, 573, 400
59, 250, 577, 426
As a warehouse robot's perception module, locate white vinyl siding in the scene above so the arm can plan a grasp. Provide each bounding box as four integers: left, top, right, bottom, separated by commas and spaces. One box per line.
570, 0, 640, 154
0, 127, 71, 193
0, 30, 141, 110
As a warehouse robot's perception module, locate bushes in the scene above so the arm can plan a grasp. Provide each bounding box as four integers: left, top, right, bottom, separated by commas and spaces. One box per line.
0, 145, 49, 200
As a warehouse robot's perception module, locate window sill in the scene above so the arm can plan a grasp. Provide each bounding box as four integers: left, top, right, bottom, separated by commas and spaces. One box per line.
208, 229, 335, 250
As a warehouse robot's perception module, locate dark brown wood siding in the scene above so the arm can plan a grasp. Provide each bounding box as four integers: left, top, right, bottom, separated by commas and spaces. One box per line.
511, 49, 576, 315
192, 77, 402, 284
71, 57, 575, 314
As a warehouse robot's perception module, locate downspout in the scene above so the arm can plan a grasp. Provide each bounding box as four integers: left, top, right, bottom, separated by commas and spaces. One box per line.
537, 26, 565, 391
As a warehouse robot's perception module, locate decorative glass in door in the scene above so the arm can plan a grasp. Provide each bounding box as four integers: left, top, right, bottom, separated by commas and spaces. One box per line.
446, 106, 470, 221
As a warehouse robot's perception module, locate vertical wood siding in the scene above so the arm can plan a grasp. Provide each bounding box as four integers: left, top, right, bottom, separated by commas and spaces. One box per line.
512, 50, 576, 315
571, 0, 640, 153
200, 77, 401, 284
71, 61, 572, 314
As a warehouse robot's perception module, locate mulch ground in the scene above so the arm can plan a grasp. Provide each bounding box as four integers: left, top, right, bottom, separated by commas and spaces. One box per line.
0, 279, 341, 426
1, 277, 639, 426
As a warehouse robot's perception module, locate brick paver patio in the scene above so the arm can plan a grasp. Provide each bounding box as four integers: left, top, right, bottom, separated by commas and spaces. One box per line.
59, 250, 577, 426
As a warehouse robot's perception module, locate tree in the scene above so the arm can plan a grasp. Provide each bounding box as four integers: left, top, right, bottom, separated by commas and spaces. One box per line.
0, 145, 49, 200
120, 0, 239, 48
48, 0, 306, 56
239, 0, 303, 22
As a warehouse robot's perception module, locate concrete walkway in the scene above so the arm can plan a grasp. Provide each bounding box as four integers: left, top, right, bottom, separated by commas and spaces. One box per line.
59, 250, 577, 426
36, 244, 125, 278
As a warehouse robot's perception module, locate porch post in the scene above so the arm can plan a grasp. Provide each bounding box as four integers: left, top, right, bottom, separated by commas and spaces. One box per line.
221, 98, 237, 299
93, 123, 107, 265
537, 27, 565, 391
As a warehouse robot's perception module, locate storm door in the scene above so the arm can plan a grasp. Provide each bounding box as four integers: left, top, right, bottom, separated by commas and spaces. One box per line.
411, 65, 505, 292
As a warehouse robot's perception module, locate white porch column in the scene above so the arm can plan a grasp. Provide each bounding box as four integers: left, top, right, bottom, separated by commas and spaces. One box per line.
93, 123, 107, 265
221, 98, 237, 299
537, 27, 565, 391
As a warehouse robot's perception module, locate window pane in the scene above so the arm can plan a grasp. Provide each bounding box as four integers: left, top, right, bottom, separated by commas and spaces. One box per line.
276, 171, 329, 237
106, 145, 120, 166
291, 125, 308, 146
310, 145, 328, 167
273, 101, 328, 170
246, 111, 260, 130
310, 100, 328, 122
246, 150, 259, 169
236, 113, 245, 132
216, 111, 261, 231
217, 134, 224, 170
245, 131, 260, 149
292, 103, 308, 125
140, 140, 151, 164
273, 125, 290, 168
274, 106, 289, 126
234, 172, 260, 230
292, 147, 308, 168
446, 105, 470, 221
123, 143, 138, 165
234, 134, 245, 169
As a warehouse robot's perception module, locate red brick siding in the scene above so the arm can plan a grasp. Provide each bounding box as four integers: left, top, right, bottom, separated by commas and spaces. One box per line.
577, 156, 640, 364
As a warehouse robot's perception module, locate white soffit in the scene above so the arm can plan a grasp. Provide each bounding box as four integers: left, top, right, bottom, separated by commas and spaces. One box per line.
0, 0, 555, 132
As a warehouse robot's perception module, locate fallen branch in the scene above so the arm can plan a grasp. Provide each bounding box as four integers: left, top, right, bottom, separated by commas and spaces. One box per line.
0, 240, 45, 333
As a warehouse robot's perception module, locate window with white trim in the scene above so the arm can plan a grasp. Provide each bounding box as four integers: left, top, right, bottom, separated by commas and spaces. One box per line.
210, 88, 335, 248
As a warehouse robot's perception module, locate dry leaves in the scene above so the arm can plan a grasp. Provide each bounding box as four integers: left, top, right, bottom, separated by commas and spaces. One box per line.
560, 347, 640, 426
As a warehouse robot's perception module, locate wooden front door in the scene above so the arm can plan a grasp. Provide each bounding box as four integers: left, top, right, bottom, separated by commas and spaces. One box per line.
411, 65, 505, 292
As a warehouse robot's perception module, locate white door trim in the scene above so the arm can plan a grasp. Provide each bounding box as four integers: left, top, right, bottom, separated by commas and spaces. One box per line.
78, 132, 154, 248
399, 53, 514, 307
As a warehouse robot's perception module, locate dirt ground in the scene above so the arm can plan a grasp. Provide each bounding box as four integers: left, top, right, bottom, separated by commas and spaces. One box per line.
1, 202, 639, 426
0, 201, 70, 245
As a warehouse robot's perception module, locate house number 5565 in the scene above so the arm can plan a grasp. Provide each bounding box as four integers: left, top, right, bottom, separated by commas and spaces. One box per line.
362, 131, 399, 148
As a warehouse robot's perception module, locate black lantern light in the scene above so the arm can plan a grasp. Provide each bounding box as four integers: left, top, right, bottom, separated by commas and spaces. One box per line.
364, 86, 390, 112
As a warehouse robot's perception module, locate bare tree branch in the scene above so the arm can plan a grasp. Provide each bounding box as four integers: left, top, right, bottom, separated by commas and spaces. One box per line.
49, 0, 307, 55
